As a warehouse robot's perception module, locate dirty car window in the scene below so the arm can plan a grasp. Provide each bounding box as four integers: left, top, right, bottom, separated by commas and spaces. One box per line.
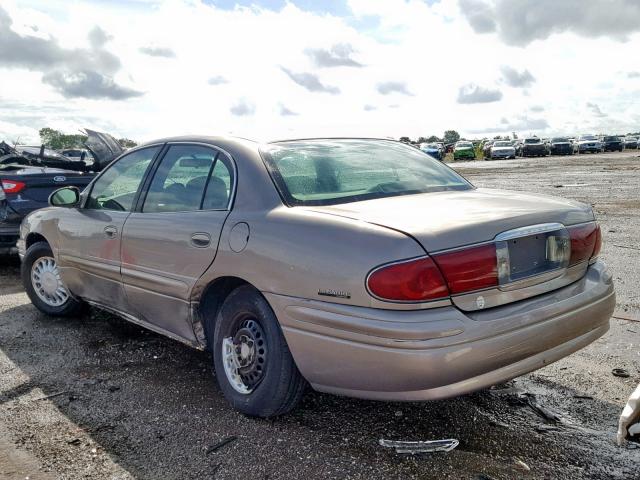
86, 146, 159, 211
261, 139, 472, 206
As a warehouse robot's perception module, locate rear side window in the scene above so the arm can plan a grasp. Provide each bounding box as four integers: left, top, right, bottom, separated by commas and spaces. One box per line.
142, 145, 233, 213
86, 146, 159, 211
202, 159, 232, 210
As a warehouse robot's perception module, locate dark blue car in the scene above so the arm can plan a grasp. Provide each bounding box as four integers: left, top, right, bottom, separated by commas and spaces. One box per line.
419, 142, 443, 161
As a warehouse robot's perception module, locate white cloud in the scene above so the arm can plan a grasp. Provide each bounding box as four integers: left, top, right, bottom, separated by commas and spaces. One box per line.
0, 0, 638, 145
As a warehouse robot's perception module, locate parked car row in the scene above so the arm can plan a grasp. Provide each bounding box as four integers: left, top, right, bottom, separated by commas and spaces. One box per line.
477, 134, 639, 160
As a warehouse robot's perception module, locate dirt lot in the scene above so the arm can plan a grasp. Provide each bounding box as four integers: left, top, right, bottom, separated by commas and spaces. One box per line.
1, 151, 639, 480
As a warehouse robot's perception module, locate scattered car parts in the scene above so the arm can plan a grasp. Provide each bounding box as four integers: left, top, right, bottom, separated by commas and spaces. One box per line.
379, 438, 459, 455
0, 129, 123, 254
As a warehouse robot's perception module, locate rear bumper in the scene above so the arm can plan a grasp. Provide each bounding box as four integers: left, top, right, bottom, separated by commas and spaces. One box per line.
522, 149, 547, 156
490, 151, 514, 159
0, 223, 19, 254
551, 146, 573, 154
579, 146, 601, 152
268, 261, 614, 401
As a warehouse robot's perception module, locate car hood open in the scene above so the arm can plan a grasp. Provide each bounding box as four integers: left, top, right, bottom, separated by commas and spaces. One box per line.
84, 129, 125, 171
308, 188, 594, 253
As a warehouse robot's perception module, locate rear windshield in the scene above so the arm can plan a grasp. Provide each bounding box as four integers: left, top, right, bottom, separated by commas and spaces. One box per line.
604, 136, 619, 141
552, 138, 569, 142
456, 142, 473, 148
494, 141, 512, 147
524, 138, 541, 144
580, 135, 597, 140
261, 139, 473, 206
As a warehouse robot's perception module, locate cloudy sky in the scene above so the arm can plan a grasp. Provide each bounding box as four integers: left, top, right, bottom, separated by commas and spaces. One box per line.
1, 0, 639, 145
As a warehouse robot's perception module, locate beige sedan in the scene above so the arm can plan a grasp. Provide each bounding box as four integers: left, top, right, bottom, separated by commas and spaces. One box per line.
19, 137, 615, 417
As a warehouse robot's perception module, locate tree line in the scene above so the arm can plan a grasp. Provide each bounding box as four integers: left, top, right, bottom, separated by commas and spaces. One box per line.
38, 128, 138, 150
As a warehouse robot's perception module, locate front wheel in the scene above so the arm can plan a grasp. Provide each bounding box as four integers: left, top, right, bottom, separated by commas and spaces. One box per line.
211, 286, 306, 417
21, 241, 84, 316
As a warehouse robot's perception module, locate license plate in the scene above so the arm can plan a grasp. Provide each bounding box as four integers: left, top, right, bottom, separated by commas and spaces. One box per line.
496, 224, 570, 285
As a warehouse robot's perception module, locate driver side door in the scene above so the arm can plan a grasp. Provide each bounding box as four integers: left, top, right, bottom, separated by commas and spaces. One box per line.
56, 145, 162, 311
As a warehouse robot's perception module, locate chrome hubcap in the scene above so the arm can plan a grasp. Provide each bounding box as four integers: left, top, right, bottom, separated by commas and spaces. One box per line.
31, 256, 69, 307
222, 319, 267, 395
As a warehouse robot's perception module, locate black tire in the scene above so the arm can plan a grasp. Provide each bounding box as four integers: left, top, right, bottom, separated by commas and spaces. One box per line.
210, 285, 306, 417
21, 241, 84, 317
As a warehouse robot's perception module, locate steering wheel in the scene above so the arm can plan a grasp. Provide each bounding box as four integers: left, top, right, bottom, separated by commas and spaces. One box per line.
101, 198, 126, 211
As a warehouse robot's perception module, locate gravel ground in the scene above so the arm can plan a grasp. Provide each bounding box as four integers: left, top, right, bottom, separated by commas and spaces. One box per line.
1, 151, 639, 480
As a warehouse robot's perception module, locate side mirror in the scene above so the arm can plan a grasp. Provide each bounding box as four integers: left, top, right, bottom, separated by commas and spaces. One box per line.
49, 187, 80, 208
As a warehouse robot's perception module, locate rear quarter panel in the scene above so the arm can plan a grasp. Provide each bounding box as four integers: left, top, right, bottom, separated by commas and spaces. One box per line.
194, 206, 427, 308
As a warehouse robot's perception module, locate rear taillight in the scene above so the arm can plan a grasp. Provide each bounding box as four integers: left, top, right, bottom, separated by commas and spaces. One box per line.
591, 225, 602, 262
1, 180, 26, 194
432, 244, 498, 294
367, 257, 449, 302
568, 222, 600, 265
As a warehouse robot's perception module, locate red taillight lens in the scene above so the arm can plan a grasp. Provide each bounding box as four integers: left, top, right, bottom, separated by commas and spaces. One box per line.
1, 180, 26, 194
568, 222, 600, 265
367, 257, 449, 302
592, 224, 602, 260
433, 244, 498, 294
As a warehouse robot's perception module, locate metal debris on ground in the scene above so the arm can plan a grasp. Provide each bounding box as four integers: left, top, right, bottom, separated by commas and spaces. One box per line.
205, 436, 238, 454
612, 368, 631, 378
514, 458, 531, 471
378, 438, 459, 455
612, 311, 640, 322
617, 383, 640, 446
32, 391, 70, 401
522, 393, 562, 424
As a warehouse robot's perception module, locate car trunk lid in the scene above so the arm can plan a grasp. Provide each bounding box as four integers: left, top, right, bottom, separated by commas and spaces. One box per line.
308, 188, 595, 311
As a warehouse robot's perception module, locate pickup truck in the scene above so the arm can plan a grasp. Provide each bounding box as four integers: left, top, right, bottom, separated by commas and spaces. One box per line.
0, 130, 123, 254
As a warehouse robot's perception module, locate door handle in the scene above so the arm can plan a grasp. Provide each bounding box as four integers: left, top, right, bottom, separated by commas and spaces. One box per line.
104, 225, 118, 238
190, 233, 211, 248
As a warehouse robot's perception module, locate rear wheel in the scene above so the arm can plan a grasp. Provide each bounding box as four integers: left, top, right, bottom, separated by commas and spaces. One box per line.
210, 285, 306, 417
21, 241, 84, 316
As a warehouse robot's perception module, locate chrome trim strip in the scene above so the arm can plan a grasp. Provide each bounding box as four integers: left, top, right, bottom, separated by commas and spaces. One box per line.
494, 223, 565, 241
498, 267, 565, 291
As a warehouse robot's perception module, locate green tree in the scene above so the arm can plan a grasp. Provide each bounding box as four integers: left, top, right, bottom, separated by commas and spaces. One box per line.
443, 130, 460, 144
39, 128, 87, 150
426, 135, 441, 143
118, 138, 138, 148
399, 136, 411, 143
39, 127, 138, 150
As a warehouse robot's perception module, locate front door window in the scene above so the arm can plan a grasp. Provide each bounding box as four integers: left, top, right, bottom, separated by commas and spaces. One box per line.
86, 146, 160, 211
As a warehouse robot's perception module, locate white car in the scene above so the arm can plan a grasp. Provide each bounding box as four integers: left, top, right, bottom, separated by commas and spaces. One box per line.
488, 141, 516, 160
576, 135, 603, 154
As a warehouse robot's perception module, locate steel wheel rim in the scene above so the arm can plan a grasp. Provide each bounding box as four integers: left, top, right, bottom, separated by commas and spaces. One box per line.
221, 318, 268, 395
31, 256, 69, 307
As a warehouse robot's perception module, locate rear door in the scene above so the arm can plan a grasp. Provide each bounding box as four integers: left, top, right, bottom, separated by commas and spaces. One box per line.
56, 146, 161, 310
120, 143, 235, 340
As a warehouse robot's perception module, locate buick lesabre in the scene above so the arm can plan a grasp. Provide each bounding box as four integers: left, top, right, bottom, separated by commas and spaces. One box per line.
19, 137, 615, 417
